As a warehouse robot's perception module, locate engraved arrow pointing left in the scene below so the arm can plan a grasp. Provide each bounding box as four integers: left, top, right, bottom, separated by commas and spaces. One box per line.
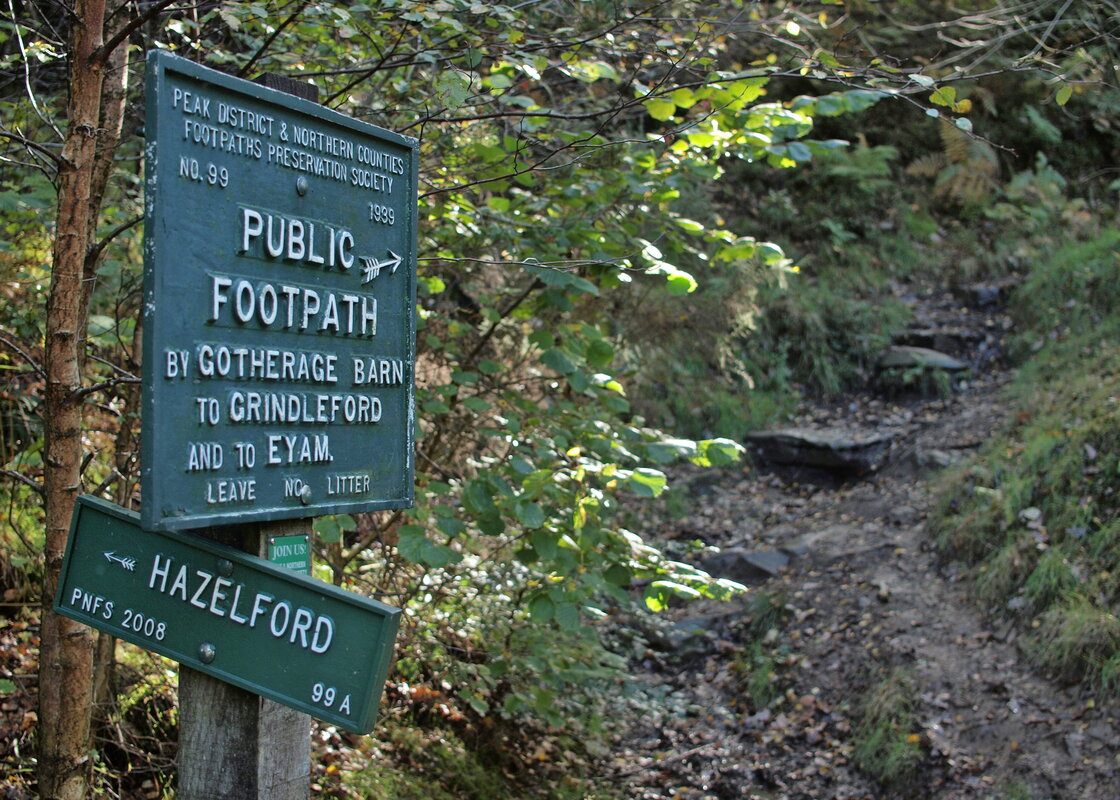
103, 551, 137, 571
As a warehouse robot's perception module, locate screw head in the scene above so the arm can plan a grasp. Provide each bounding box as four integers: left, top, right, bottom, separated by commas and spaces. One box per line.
296, 177, 309, 196
300, 484, 312, 505
216, 559, 234, 578
198, 643, 216, 664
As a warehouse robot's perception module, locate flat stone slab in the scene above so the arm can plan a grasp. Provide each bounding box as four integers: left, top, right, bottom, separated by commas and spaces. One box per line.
746, 427, 894, 473
702, 549, 790, 584
878, 346, 968, 371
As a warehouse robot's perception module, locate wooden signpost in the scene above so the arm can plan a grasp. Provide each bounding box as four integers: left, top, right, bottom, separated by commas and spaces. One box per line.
53, 51, 418, 799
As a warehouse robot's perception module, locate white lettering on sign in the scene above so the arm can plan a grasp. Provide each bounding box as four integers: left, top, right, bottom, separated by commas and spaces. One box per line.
147, 553, 334, 653
171, 85, 404, 195
352, 358, 406, 386
265, 433, 332, 465
227, 392, 381, 425
196, 344, 338, 383
205, 477, 257, 504
290, 125, 355, 160
163, 78, 414, 515
165, 349, 190, 378
311, 682, 352, 716
240, 208, 354, 269
69, 587, 115, 620
209, 275, 375, 336
187, 442, 223, 471
327, 473, 370, 496
172, 88, 211, 117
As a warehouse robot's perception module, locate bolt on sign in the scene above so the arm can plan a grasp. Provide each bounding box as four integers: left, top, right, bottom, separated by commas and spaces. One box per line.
142, 51, 417, 531
55, 496, 400, 733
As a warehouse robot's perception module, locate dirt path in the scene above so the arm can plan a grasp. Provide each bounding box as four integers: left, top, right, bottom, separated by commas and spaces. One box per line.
605, 304, 1117, 798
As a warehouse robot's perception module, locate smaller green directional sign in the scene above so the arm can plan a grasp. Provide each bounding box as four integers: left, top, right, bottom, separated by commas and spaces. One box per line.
55, 496, 399, 733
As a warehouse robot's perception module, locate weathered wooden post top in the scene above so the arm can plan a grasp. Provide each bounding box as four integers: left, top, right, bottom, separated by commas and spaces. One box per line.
53, 50, 418, 797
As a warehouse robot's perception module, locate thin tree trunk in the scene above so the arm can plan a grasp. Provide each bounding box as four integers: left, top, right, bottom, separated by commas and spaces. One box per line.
38, 0, 125, 796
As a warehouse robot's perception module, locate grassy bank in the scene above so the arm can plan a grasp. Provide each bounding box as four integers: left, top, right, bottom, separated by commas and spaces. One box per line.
933, 229, 1120, 692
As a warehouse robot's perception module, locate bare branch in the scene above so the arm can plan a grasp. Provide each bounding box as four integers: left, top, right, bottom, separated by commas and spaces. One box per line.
0, 332, 46, 379
238, 0, 313, 78
72, 375, 141, 400
0, 128, 63, 168
91, 0, 180, 65
85, 214, 142, 270
0, 468, 44, 497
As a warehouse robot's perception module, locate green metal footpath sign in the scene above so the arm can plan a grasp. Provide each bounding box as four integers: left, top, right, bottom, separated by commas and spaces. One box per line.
55, 496, 400, 734
142, 51, 417, 532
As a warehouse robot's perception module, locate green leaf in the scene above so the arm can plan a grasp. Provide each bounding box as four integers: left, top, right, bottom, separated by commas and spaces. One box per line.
466, 694, 490, 715
651, 579, 702, 600
397, 526, 463, 568
1055, 85, 1073, 106
462, 396, 492, 412
463, 479, 498, 515
605, 564, 632, 586
313, 517, 341, 543
930, 86, 956, 107
0, 679, 16, 694
88, 314, 115, 336
585, 339, 614, 367
954, 117, 973, 133
671, 87, 696, 108
695, 438, 744, 466
665, 272, 698, 295
437, 516, 466, 537
627, 468, 667, 498
911, 73, 935, 88
555, 602, 580, 630
786, 141, 813, 162
541, 347, 576, 374
514, 500, 546, 529
644, 97, 676, 121
646, 438, 698, 464
435, 70, 472, 110
528, 593, 555, 622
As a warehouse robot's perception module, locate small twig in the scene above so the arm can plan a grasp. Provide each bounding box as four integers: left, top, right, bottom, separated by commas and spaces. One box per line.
91, 0, 180, 65
0, 468, 44, 497
0, 128, 62, 168
72, 375, 142, 400
90, 468, 123, 498
613, 743, 716, 777
86, 215, 143, 269
0, 332, 45, 379
238, 0, 313, 78
87, 353, 140, 380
